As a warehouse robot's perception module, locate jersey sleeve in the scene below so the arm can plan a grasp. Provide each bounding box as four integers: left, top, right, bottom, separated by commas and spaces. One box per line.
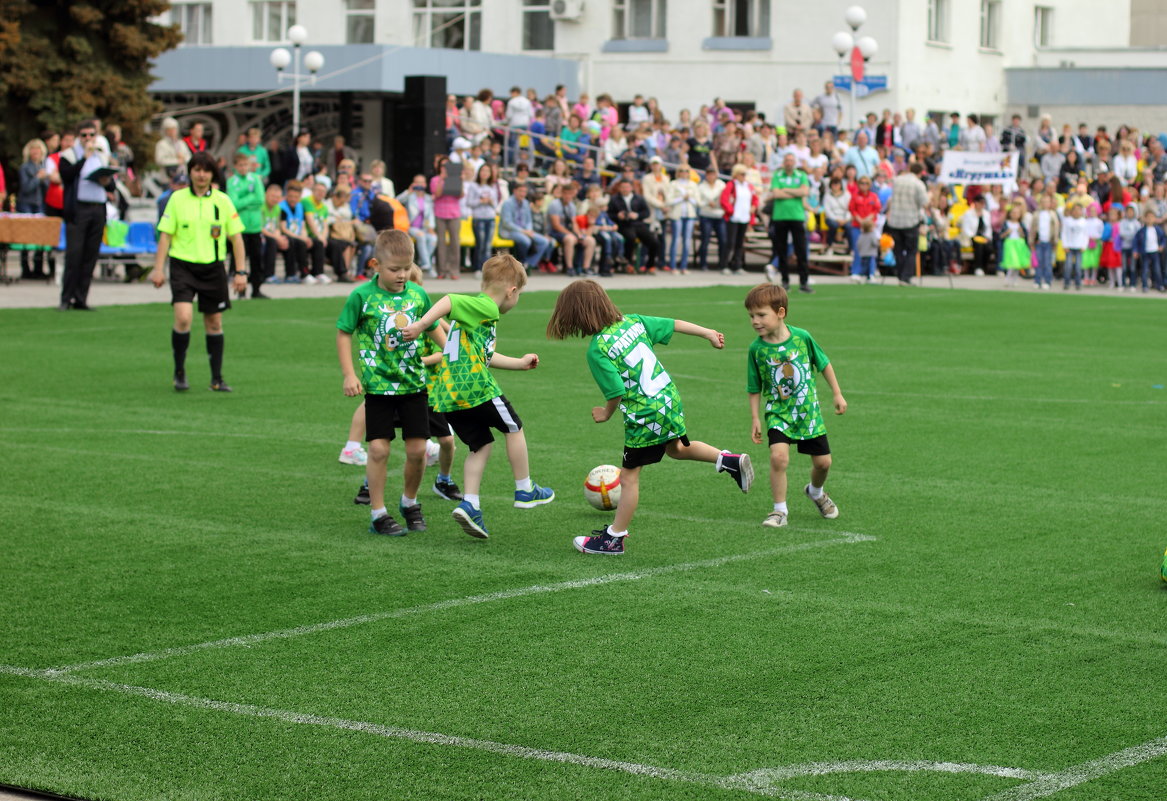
336, 288, 362, 333
586, 339, 626, 400
157, 201, 177, 236
804, 331, 830, 372
746, 340, 763, 393
448, 293, 499, 328
221, 195, 244, 236
638, 315, 676, 346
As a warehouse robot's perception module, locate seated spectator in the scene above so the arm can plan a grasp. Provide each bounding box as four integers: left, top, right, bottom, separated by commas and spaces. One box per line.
154, 117, 191, 179
610, 178, 660, 272
398, 174, 438, 276
499, 181, 553, 273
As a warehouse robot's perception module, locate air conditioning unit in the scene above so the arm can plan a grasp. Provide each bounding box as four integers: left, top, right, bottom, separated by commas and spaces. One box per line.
550, 0, 584, 22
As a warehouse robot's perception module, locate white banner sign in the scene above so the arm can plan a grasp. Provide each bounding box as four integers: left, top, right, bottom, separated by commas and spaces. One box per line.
938, 151, 1019, 186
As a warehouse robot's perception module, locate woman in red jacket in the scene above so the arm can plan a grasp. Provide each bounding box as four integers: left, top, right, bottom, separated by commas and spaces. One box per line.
720, 164, 759, 275
847, 175, 881, 278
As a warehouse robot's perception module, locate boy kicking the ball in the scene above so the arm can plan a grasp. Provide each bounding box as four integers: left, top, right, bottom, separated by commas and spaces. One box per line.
745, 284, 846, 528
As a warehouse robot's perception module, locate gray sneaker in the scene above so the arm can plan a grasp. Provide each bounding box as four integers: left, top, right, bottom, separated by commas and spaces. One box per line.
762, 511, 788, 528
804, 484, 839, 519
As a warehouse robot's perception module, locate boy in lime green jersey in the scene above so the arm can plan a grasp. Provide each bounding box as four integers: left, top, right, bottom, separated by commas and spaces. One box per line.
302, 180, 332, 284
260, 183, 286, 284
401, 254, 554, 540
745, 283, 847, 528
337, 230, 446, 536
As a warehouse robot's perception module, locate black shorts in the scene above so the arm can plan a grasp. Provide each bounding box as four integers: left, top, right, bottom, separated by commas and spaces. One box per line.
170, 257, 231, 314
622, 435, 690, 470
365, 392, 430, 442
392, 406, 453, 439
768, 430, 831, 456
443, 395, 523, 453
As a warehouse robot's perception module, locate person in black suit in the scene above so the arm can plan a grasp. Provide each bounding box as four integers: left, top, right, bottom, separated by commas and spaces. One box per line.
609, 179, 660, 273
57, 119, 111, 310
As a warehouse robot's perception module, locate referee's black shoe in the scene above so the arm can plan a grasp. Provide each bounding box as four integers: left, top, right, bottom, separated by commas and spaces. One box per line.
210, 380, 233, 392
174, 372, 190, 392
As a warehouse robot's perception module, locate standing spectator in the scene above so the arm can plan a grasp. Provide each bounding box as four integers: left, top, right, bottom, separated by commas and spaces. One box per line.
766, 152, 812, 292
17, 138, 50, 279
874, 109, 895, 149
696, 166, 727, 272
720, 164, 759, 275
921, 114, 942, 151
1132, 208, 1165, 292
399, 175, 438, 276
155, 117, 191, 179
846, 175, 881, 280
960, 195, 995, 276
291, 129, 314, 181
1000, 114, 1028, 163
946, 113, 962, 150
626, 94, 649, 131
266, 137, 288, 190
1028, 194, 1060, 290
498, 181, 552, 273
504, 85, 533, 167
666, 164, 698, 273
822, 176, 851, 254
238, 126, 270, 181
58, 120, 111, 311
1113, 140, 1138, 186
183, 122, 207, 154
610, 178, 660, 272
899, 108, 922, 151
1040, 140, 1066, 187
226, 151, 267, 298
959, 114, 987, 152
429, 157, 464, 279
149, 151, 248, 392
885, 162, 929, 285
642, 156, 671, 233
842, 131, 878, 179
592, 93, 619, 140
811, 81, 843, 137
466, 164, 502, 274
982, 123, 1001, 153
783, 89, 813, 134
331, 135, 358, 176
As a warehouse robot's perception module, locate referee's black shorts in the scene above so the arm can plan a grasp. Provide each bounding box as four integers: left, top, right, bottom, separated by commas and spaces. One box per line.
170, 257, 230, 314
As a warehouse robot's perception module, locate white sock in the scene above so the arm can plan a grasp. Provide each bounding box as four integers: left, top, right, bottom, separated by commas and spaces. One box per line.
371, 507, 387, 520
516, 477, 533, 492
606, 525, 628, 537
808, 484, 824, 499
715, 451, 726, 472
464, 493, 480, 509
401, 495, 417, 508
773, 502, 788, 514
345, 440, 360, 451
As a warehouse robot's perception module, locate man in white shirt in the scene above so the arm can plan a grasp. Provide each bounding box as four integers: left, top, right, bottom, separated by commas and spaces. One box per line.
504, 85, 533, 167
959, 114, 987, 152
810, 81, 843, 136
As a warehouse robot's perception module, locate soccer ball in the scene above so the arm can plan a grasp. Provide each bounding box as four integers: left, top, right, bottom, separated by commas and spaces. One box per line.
584, 464, 621, 511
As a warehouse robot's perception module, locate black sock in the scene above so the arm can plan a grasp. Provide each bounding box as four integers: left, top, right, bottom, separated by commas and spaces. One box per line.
206, 333, 224, 383
172, 330, 190, 375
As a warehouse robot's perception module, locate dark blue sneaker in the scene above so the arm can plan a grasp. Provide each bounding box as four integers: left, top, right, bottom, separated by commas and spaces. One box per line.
353, 481, 370, 505
574, 529, 625, 555
452, 501, 489, 539
369, 514, 406, 536
432, 479, 463, 501
400, 502, 427, 532
514, 483, 555, 508
719, 452, 754, 493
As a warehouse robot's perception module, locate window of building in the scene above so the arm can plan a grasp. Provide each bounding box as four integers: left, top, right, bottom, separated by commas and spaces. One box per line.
979, 0, 1000, 49
613, 0, 667, 40
926, 0, 948, 43
522, 0, 554, 50
346, 0, 374, 44
251, 1, 296, 43
1034, 6, 1053, 47
412, 0, 481, 50
174, 2, 213, 46
712, 0, 769, 38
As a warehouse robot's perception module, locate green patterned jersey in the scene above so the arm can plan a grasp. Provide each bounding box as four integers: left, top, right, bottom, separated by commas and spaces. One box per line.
336, 280, 435, 395
430, 293, 502, 412
587, 315, 687, 448
746, 326, 830, 440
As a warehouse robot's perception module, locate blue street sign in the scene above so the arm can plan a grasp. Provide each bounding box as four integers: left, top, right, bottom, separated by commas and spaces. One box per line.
833, 75, 889, 98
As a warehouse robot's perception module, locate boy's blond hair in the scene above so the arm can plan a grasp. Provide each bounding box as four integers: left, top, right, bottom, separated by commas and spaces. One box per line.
374, 229, 415, 265
744, 283, 789, 315
482, 253, 527, 290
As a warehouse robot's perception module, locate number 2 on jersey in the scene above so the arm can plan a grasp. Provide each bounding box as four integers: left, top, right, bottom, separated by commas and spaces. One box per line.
624, 342, 671, 397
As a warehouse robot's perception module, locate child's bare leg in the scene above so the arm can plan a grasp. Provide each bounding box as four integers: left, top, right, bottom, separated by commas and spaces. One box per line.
809, 453, 832, 489
462, 442, 491, 497
665, 438, 721, 463
367, 438, 390, 509
402, 437, 426, 499
503, 428, 530, 480
770, 443, 790, 504
438, 435, 455, 475
348, 402, 366, 441
612, 465, 641, 533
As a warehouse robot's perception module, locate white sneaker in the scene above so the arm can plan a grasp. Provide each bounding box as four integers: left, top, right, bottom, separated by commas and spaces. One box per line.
850, 275, 863, 284
804, 484, 839, 519
762, 511, 788, 528
764, 263, 779, 284
338, 445, 367, 466
317, 274, 333, 285
425, 439, 441, 467
304, 274, 319, 285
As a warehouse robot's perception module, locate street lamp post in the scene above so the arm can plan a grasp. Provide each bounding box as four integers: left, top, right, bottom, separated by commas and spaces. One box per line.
270, 25, 324, 139
832, 6, 877, 139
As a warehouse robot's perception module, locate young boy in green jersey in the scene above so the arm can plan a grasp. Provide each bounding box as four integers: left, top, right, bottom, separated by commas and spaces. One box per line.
547, 279, 754, 555
401, 254, 554, 540
260, 183, 286, 284
337, 230, 446, 536
226, 152, 267, 298
745, 283, 847, 528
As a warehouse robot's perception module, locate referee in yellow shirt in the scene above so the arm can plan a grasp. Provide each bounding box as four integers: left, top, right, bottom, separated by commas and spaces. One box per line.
150, 152, 248, 392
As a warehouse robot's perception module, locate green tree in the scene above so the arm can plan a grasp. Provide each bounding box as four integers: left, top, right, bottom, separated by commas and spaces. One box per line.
0, 0, 181, 166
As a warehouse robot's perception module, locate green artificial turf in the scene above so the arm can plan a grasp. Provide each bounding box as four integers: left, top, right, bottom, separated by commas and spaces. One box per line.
1, 283, 1165, 801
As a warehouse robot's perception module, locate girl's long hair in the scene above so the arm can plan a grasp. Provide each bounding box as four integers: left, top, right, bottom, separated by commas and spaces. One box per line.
546, 280, 623, 339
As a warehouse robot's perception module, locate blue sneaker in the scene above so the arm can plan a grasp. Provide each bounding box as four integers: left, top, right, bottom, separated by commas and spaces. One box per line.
285, 275, 301, 284
452, 501, 489, 539
266, 275, 283, 284
514, 483, 555, 508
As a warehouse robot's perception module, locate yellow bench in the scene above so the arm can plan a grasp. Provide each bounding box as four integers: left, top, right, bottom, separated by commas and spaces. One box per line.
459, 217, 516, 249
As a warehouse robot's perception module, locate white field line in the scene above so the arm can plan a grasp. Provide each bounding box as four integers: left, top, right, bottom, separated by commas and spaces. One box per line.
39, 533, 874, 676
0, 664, 1049, 801
978, 735, 1167, 800
0, 426, 335, 445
